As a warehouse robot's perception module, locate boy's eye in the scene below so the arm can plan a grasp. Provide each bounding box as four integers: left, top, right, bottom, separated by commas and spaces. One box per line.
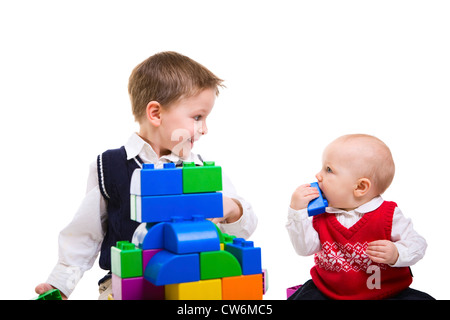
326, 166, 333, 173
194, 115, 202, 121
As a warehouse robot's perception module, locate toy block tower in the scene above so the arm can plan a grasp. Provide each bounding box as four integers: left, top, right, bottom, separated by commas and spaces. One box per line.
111, 161, 267, 300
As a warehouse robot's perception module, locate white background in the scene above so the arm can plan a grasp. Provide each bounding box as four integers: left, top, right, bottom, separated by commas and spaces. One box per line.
1, 1, 448, 300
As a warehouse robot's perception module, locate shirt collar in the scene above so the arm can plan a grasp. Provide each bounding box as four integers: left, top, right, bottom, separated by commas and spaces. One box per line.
124, 132, 203, 166
326, 195, 384, 215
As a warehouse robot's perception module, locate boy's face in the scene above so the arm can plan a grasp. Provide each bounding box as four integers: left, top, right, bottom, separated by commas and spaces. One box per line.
159, 88, 216, 158
315, 139, 364, 210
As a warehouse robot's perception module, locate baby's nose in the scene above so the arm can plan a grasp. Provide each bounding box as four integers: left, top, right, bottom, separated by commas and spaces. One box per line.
315, 172, 322, 182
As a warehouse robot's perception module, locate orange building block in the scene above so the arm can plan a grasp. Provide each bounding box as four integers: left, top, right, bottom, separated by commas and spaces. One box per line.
222, 274, 263, 300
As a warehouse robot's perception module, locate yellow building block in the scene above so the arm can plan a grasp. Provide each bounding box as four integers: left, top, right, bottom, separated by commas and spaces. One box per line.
165, 279, 222, 300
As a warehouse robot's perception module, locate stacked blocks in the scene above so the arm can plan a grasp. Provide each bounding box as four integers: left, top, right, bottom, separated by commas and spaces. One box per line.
111, 161, 266, 300
130, 162, 223, 222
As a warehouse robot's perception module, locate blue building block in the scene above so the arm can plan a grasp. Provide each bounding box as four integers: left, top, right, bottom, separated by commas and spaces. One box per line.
144, 250, 200, 285
164, 216, 220, 254
225, 238, 262, 275
132, 222, 166, 250
133, 192, 223, 223
307, 182, 328, 216
130, 163, 182, 196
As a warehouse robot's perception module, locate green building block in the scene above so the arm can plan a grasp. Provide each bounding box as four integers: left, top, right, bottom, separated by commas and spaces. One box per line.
200, 250, 242, 280
111, 241, 143, 278
182, 161, 222, 193
130, 194, 137, 221
34, 288, 62, 300
214, 224, 236, 244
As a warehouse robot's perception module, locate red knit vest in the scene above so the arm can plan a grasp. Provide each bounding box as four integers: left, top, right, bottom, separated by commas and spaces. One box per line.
311, 201, 412, 300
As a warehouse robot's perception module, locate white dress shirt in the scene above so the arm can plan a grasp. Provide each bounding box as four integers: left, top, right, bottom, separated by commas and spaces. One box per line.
286, 196, 427, 268
47, 133, 258, 297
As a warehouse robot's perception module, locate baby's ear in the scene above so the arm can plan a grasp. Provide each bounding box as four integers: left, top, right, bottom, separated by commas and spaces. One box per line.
354, 178, 371, 198
146, 101, 162, 126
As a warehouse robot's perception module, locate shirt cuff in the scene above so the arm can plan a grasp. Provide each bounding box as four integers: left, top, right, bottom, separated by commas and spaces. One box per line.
46, 263, 84, 298
218, 201, 257, 239
390, 242, 411, 267
287, 207, 310, 221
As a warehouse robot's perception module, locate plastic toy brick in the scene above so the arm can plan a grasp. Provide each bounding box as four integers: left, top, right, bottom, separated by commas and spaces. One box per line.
225, 238, 262, 275
222, 274, 263, 300
164, 217, 220, 254
307, 182, 328, 216
144, 250, 200, 285
34, 288, 62, 300
214, 224, 236, 245
142, 249, 162, 272
262, 268, 269, 294
112, 274, 165, 300
130, 194, 137, 221
112, 274, 142, 300
182, 161, 222, 193
133, 192, 223, 223
132, 222, 166, 250
111, 241, 143, 278
130, 163, 182, 196
200, 250, 242, 280
165, 279, 222, 300
286, 284, 302, 299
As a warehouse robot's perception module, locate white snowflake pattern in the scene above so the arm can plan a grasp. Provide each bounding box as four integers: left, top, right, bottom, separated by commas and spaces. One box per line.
315, 241, 386, 272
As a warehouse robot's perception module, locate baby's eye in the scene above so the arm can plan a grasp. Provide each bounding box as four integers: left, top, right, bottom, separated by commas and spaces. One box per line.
326, 166, 333, 173
194, 115, 202, 121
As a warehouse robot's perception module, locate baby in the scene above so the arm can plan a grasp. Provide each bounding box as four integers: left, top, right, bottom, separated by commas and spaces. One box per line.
286, 134, 433, 300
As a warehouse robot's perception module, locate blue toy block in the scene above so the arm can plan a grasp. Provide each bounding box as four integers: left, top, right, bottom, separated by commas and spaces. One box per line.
133, 192, 223, 223
307, 182, 328, 216
225, 238, 262, 275
164, 216, 221, 254
144, 250, 200, 285
130, 163, 182, 196
132, 222, 166, 250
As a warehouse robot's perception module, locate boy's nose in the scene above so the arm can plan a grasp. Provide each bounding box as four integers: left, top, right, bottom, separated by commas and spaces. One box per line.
199, 121, 208, 135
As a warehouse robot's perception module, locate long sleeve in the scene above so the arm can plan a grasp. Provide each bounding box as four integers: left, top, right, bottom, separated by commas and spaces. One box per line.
217, 172, 257, 239
46, 161, 106, 298
285, 207, 321, 256
391, 206, 427, 267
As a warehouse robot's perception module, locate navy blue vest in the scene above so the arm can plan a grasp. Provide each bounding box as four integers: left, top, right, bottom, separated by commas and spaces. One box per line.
97, 146, 142, 271
96, 146, 190, 273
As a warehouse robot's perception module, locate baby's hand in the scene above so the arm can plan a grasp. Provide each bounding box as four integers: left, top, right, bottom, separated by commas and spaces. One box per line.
290, 184, 320, 211
366, 240, 399, 265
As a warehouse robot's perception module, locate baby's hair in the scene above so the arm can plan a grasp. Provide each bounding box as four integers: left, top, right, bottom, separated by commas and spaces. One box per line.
336, 134, 395, 195
128, 51, 224, 122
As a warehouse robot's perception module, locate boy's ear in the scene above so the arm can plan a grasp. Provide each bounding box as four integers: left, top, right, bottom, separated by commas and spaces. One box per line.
354, 178, 371, 198
146, 101, 162, 126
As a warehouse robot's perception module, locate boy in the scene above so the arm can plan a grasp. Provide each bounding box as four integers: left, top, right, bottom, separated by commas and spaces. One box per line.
286, 134, 433, 299
35, 51, 257, 299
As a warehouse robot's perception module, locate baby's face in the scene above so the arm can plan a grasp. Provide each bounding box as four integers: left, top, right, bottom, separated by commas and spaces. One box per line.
315, 139, 367, 210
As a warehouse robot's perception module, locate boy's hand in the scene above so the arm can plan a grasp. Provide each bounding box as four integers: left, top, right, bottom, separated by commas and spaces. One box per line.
366, 240, 399, 265
290, 184, 320, 211
35, 283, 67, 300
210, 196, 242, 224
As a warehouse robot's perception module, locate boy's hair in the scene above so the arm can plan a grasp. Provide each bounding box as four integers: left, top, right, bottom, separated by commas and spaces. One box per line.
128, 51, 224, 122
336, 134, 395, 195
